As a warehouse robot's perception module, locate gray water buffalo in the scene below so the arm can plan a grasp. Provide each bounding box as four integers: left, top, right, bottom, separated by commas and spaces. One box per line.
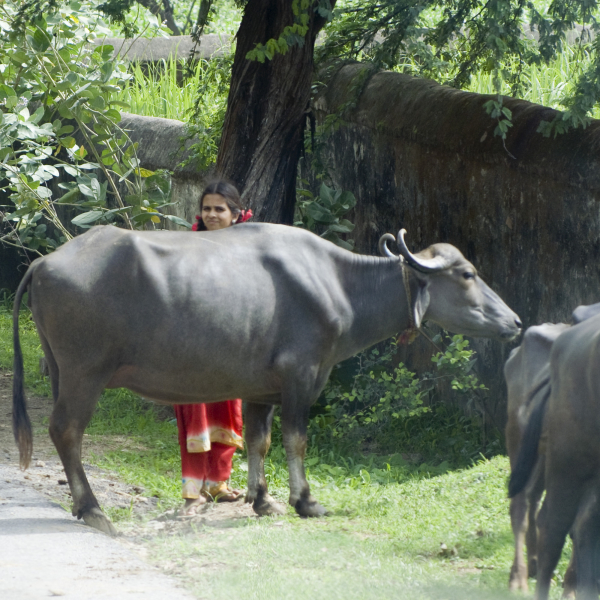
505, 322, 570, 592
506, 303, 600, 595
13, 223, 521, 535
509, 310, 600, 600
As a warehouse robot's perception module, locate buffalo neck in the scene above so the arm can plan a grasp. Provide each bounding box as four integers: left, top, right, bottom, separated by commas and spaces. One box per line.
336, 254, 412, 362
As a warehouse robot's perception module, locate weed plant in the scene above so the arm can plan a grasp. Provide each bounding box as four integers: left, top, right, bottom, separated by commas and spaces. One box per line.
309, 335, 499, 467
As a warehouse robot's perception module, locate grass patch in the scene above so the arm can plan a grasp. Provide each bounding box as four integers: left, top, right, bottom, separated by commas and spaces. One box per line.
144, 457, 573, 600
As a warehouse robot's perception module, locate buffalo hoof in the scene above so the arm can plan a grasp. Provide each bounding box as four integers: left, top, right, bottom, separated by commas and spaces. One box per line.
250, 493, 286, 516
294, 496, 328, 518
528, 558, 538, 578
508, 567, 528, 592
82, 507, 118, 536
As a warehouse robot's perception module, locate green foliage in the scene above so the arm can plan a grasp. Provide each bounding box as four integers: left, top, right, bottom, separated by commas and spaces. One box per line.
311, 334, 496, 466
483, 96, 513, 140
183, 49, 234, 170
116, 58, 202, 120
0, 303, 51, 396
319, 0, 600, 138
246, 0, 334, 63
0, 0, 184, 256
294, 181, 356, 250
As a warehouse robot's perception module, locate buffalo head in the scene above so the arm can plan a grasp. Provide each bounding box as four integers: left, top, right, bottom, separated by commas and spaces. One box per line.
380, 230, 522, 341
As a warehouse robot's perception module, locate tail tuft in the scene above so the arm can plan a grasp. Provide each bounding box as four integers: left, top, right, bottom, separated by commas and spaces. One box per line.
12, 268, 34, 470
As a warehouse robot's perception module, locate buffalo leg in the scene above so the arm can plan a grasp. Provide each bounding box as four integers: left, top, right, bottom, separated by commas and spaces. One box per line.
244, 403, 285, 516
526, 459, 545, 579
562, 535, 577, 599
572, 488, 600, 600
280, 396, 327, 517
38, 332, 59, 403
535, 481, 583, 600
49, 377, 116, 536
509, 491, 529, 591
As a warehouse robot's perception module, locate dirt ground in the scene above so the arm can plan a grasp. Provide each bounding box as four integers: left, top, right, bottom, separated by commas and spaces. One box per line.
0, 370, 259, 544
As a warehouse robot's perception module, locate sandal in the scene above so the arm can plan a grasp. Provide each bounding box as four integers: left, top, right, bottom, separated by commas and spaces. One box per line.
203, 481, 244, 503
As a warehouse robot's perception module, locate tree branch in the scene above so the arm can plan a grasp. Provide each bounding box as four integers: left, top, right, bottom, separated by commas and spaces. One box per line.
136, 0, 180, 35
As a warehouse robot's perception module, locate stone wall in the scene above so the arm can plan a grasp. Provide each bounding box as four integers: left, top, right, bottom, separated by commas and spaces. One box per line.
119, 112, 205, 224
92, 34, 230, 63
314, 64, 600, 425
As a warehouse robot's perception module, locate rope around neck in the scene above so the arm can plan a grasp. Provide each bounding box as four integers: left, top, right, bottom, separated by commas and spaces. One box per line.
397, 261, 441, 352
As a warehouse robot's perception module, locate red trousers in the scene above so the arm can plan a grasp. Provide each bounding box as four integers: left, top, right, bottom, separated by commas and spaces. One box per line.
174, 400, 243, 499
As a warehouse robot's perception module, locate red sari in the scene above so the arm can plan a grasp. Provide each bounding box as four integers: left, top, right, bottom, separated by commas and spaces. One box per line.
175, 400, 243, 499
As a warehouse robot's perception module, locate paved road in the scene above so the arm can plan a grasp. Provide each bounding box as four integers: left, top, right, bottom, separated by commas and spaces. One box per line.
0, 465, 194, 600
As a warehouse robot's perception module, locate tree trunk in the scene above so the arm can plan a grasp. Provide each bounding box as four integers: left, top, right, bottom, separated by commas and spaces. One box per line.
216, 0, 333, 224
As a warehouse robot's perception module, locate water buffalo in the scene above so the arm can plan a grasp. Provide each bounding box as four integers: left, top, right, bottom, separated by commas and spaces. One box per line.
505, 322, 569, 592
509, 310, 600, 600
13, 223, 521, 535
506, 304, 600, 595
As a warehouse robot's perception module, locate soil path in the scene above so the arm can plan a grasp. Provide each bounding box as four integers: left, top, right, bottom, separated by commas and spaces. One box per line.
0, 466, 196, 600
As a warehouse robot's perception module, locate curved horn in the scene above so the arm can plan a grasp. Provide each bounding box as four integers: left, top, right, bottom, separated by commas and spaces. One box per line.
378, 233, 397, 258
397, 229, 452, 273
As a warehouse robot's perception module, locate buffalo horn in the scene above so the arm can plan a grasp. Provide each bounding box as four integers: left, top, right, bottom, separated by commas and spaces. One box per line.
397, 229, 451, 273
378, 233, 398, 258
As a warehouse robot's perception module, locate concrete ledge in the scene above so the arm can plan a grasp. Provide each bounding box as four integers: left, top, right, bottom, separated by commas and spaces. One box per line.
92, 34, 231, 62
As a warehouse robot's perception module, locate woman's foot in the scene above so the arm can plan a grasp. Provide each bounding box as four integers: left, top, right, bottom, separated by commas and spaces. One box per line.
179, 496, 207, 516
203, 482, 244, 503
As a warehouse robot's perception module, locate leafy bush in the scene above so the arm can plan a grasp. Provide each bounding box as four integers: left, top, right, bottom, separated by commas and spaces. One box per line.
294, 181, 356, 249
309, 334, 499, 466
0, 0, 182, 256
183, 50, 234, 171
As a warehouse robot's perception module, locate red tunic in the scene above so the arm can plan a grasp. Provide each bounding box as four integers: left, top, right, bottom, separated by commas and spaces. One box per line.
175, 400, 243, 499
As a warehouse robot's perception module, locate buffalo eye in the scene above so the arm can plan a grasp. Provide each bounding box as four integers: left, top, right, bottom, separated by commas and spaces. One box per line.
463, 272, 476, 280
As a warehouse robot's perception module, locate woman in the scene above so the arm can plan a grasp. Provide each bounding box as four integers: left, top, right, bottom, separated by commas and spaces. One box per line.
175, 179, 252, 515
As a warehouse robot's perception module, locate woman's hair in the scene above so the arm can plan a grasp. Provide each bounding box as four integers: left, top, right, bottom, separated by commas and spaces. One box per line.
193, 179, 243, 231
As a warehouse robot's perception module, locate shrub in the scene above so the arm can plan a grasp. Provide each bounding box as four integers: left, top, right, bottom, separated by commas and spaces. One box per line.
308, 334, 499, 466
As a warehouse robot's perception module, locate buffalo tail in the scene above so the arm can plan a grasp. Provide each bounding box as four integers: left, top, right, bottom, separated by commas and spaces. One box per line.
507, 376, 551, 498
12, 268, 33, 470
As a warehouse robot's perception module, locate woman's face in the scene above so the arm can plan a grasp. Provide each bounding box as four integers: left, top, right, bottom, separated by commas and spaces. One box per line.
201, 194, 237, 230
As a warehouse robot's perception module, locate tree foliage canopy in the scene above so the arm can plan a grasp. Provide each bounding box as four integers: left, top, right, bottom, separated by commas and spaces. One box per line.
12, 0, 600, 132
318, 0, 600, 134
0, 0, 183, 255
4, 0, 600, 255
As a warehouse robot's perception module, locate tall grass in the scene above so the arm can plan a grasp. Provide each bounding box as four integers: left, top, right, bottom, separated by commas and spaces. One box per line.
466, 44, 600, 117
117, 57, 202, 120
122, 43, 599, 123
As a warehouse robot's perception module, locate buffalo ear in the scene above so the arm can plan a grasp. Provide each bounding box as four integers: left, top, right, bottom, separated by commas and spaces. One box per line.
412, 278, 430, 328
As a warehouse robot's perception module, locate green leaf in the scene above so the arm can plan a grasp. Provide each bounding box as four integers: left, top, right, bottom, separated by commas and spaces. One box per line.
57, 125, 75, 135
61, 136, 76, 148
105, 109, 122, 122
319, 183, 334, 207
31, 27, 51, 52
164, 214, 192, 228
0, 84, 16, 101
30, 106, 45, 125
65, 71, 79, 85
71, 210, 105, 227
